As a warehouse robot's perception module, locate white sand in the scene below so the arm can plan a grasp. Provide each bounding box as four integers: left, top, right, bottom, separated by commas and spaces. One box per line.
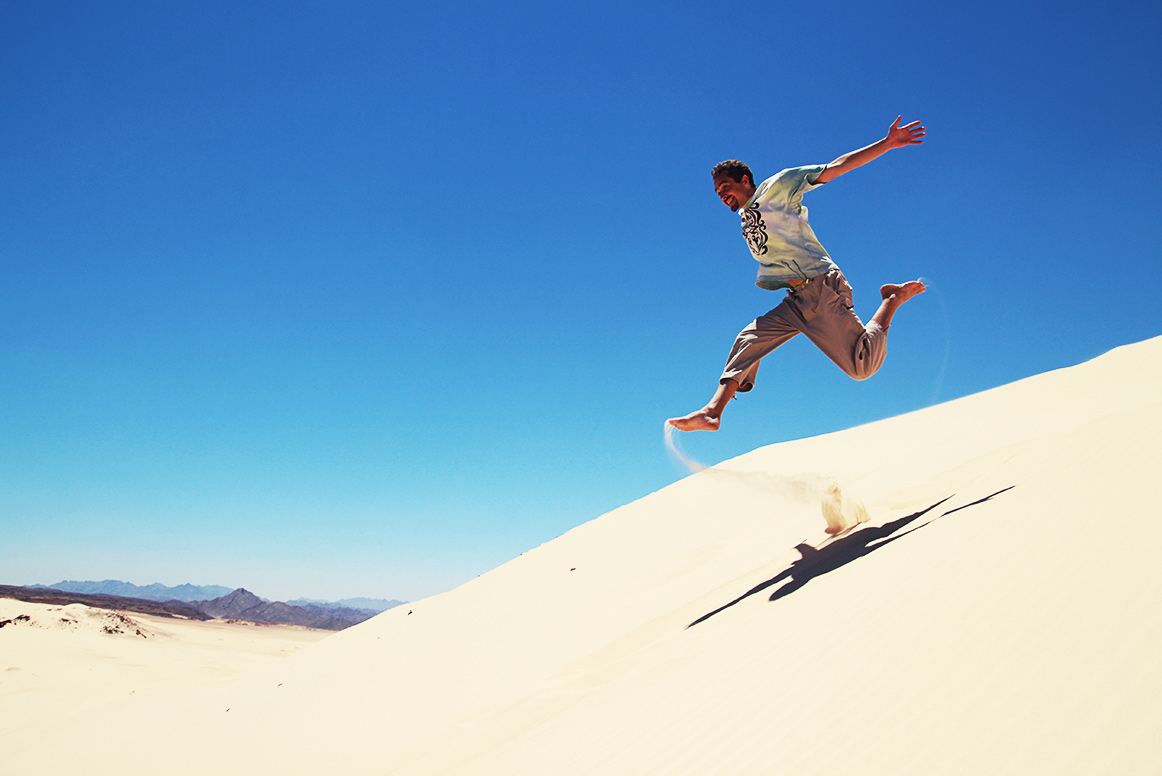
4, 336, 1161, 774
0, 600, 329, 756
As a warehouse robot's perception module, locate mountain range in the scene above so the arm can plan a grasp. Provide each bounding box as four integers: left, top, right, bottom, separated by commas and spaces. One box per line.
22, 580, 406, 630
30, 579, 234, 603
32, 580, 403, 613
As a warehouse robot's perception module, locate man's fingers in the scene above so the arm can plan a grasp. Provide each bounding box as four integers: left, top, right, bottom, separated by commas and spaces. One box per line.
890, 116, 925, 145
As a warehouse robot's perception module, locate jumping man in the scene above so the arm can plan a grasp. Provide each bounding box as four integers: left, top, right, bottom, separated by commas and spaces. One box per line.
668, 116, 927, 432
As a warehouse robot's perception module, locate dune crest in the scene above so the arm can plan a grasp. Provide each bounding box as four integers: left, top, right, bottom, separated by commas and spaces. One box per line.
0, 601, 155, 638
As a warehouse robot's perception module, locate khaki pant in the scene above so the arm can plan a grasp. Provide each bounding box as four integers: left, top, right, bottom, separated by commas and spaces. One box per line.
721, 269, 887, 392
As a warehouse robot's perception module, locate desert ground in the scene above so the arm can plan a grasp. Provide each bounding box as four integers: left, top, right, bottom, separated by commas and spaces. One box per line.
3, 336, 1161, 774
0, 599, 329, 757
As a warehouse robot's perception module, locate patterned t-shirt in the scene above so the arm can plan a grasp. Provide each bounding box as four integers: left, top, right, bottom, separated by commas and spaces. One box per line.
739, 164, 838, 290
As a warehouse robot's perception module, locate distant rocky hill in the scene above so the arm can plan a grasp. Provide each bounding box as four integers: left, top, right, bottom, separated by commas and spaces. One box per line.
288, 596, 405, 614
188, 588, 373, 630
32, 580, 233, 603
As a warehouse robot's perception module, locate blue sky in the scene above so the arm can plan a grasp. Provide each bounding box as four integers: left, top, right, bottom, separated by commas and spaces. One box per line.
3, 1, 1160, 602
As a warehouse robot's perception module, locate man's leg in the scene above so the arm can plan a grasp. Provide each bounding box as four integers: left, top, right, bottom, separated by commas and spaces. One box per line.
668, 303, 802, 432
801, 272, 925, 381
667, 378, 740, 431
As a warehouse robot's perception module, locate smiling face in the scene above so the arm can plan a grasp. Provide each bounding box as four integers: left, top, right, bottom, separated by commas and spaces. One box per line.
713, 172, 756, 212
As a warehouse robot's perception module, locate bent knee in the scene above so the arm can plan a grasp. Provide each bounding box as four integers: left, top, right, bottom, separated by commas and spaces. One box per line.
845, 354, 885, 381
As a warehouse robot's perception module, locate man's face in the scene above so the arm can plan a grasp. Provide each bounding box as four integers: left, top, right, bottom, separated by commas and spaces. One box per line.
713, 173, 755, 212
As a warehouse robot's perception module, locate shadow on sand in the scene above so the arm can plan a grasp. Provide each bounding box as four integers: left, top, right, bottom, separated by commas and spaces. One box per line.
687, 487, 1015, 628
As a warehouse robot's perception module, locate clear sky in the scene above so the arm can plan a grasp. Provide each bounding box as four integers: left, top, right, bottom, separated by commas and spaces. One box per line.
3, 1, 1160, 603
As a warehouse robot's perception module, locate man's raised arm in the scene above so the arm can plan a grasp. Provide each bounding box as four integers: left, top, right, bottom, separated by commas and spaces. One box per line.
814, 116, 925, 185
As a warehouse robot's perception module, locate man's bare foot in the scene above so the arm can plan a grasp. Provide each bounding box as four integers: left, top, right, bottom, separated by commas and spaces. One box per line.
871, 280, 926, 330
880, 280, 926, 303
667, 411, 721, 432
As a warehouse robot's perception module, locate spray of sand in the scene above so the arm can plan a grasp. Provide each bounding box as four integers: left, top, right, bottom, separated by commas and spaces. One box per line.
663, 420, 710, 473
664, 421, 870, 536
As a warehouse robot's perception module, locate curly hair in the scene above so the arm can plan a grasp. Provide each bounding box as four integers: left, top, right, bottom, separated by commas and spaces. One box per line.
711, 159, 753, 184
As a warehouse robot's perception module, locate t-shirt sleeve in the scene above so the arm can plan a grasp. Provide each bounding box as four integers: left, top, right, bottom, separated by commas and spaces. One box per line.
760, 165, 828, 210
795, 164, 828, 193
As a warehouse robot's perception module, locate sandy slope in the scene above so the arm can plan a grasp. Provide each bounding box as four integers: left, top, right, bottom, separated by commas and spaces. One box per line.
0, 601, 329, 756
4, 336, 1161, 774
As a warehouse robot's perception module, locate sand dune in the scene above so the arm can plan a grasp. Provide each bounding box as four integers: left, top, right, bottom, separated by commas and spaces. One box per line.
0, 600, 328, 757
4, 336, 1161, 774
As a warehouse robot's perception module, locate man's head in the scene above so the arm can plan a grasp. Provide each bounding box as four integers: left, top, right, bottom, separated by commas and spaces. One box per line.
711, 160, 756, 212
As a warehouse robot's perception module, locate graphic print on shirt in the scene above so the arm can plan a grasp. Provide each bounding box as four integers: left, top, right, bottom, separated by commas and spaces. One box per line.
741, 205, 768, 257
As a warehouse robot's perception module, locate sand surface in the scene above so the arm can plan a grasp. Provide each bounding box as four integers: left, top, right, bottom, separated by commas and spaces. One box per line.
3, 336, 1161, 774
0, 600, 329, 756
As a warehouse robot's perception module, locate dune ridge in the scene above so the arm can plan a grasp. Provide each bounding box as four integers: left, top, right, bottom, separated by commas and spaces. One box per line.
3, 336, 1161, 774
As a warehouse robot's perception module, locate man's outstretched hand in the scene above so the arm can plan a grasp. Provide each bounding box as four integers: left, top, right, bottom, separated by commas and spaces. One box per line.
885, 116, 926, 149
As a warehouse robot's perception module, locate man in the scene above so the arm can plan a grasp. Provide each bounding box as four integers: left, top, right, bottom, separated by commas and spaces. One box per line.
668, 116, 927, 432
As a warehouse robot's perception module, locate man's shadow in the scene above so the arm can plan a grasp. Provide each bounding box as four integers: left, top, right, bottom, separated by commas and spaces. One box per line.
687, 487, 1014, 628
